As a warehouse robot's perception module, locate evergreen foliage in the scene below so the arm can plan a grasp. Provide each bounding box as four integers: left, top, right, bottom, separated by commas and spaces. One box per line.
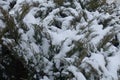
0, 0, 120, 80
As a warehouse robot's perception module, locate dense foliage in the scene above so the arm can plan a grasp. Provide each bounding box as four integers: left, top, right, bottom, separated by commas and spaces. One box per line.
0, 0, 120, 80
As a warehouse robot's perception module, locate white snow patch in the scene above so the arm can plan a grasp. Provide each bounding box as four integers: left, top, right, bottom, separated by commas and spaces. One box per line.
107, 52, 120, 80
67, 65, 86, 80
49, 30, 79, 45
30, 42, 40, 53
23, 9, 39, 25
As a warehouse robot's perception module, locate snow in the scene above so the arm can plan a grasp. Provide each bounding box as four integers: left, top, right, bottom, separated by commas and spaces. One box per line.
23, 9, 39, 25
90, 24, 112, 45
82, 53, 113, 80
40, 76, 50, 80
1, 0, 120, 80
67, 65, 86, 80
30, 42, 40, 53
107, 0, 120, 5
0, 20, 5, 28
54, 39, 74, 59
42, 38, 50, 56
61, 16, 74, 30
0, 1, 9, 10
107, 52, 120, 80
115, 0, 120, 4
50, 30, 78, 45
106, 0, 115, 4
